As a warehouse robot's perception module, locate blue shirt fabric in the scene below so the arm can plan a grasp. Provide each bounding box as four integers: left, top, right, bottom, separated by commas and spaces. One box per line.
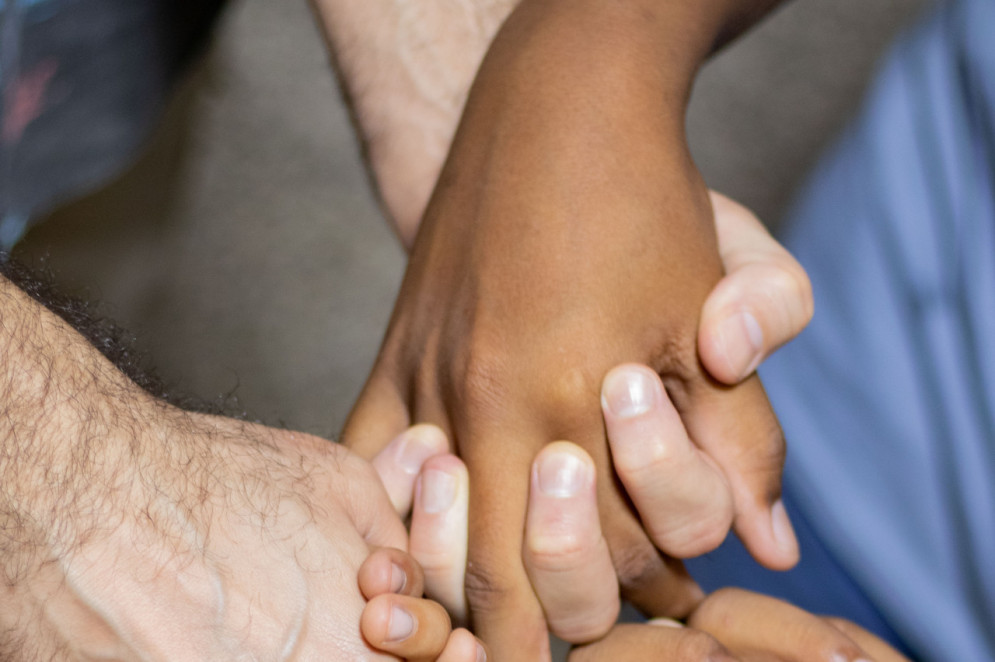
691, 1, 995, 659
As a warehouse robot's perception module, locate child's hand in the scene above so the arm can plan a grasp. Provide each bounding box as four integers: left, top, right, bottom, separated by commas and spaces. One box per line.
359, 548, 487, 662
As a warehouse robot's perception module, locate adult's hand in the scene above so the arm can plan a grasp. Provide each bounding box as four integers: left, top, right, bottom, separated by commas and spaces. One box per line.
386, 416, 905, 662
525, 442, 906, 661
568, 601, 908, 662
0, 275, 425, 661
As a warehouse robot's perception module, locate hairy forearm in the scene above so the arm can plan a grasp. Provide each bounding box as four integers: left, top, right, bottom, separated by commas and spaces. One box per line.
0, 275, 145, 582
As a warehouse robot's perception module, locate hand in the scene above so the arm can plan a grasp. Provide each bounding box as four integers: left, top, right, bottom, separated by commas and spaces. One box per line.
310, 0, 518, 245
568, 596, 909, 661
378, 410, 904, 662
371, 366, 806, 643
343, 8, 809, 656
360, 547, 487, 662
341, 3, 812, 658
0, 273, 434, 660
3, 411, 414, 660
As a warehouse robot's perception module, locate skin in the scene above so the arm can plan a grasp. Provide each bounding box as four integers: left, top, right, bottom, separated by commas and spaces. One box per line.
0, 0, 819, 657
0, 274, 429, 661
359, 548, 487, 662
381, 389, 909, 662
324, 0, 806, 656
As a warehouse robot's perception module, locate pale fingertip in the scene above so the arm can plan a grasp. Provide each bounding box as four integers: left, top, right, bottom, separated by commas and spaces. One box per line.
647, 618, 685, 629
536, 447, 591, 498
372, 425, 450, 515
771, 499, 800, 564
420, 468, 458, 513
410, 455, 469, 622
713, 309, 764, 383
601, 365, 658, 418
387, 604, 416, 642
392, 425, 450, 476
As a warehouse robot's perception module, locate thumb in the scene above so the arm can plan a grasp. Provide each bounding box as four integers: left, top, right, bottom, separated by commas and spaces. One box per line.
699, 191, 813, 384
372, 424, 450, 516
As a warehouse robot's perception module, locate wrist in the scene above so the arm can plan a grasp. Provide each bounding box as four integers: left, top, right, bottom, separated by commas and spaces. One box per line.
311, 0, 517, 245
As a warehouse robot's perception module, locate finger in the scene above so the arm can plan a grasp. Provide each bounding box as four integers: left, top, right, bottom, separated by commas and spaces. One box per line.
601, 364, 734, 557
458, 420, 551, 661
568, 406, 704, 620
605, 523, 703, 622
524, 442, 618, 643
361, 593, 452, 661
689, 588, 874, 661
373, 424, 451, 515
312, 442, 410, 551
517, 379, 704, 621
698, 191, 814, 385
437, 628, 490, 662
675, 374, 799, 571
824, 618, 912, 662
342, 369, 411, 458
568, 623, 735, 662
410, 454, 470, 623
590, 442, 705, 620
359, 547, 427, 600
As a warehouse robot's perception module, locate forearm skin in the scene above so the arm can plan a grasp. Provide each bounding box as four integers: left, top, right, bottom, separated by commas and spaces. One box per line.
309, 0, 788, 245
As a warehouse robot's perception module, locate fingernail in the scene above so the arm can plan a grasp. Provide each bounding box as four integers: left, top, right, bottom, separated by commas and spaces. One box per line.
420, 469, 457, 514
647, 617, 685, 628
718, 311, 764, 380
395, 428, 442, 475
476, 643, 487, 662
830, 655, 874, 662
771, 499, 799, 558
601, 367, 657, 418
537, 451, 587, 498
389, 563, 406, 593
387, 604, 415, 642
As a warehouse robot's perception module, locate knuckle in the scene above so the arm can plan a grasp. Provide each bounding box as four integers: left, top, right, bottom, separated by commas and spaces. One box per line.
526, 531, 594, 570
462, 561, 514, 616
612, 543, 663, 592
548, 599, 618, 644
524, 358, 605, 430
687, 586, 740, 629
653, 342, 701, 408
543, 364, 601, 416
651, 510, 733, 558
612, 431, 676, 477
452, 342, 509, 418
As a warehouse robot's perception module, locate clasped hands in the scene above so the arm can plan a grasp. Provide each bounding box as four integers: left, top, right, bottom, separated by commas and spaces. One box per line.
351, 194, 904, 662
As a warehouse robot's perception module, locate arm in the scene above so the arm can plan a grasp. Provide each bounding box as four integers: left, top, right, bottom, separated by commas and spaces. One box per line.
308, 0, 515, 245
308, 0, 786, 247
0, 269, 409, 660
